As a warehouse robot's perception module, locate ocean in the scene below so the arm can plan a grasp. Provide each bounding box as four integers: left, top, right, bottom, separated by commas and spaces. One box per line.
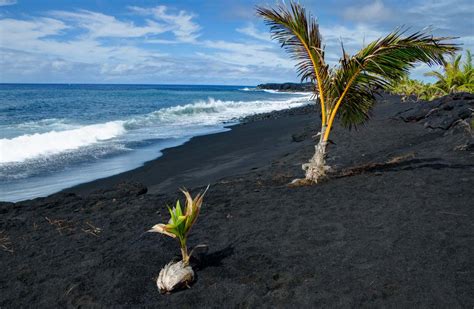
0, 84, 312, 202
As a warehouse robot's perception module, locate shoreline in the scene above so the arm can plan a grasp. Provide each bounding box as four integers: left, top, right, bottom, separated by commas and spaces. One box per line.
1, 93, 472, 307
1, 91, 312, 203
63, 104, 316, 197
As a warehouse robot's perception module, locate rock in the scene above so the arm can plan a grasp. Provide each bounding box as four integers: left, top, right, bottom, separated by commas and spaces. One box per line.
256, 82, 313, 92
451, 92, 474, 100
445, 119, 473, 136
398, 93, 474, 132
292, 132, 306, 142
425, 114, 458, 130
458, 108, 472, 119
442, 102, 454, 111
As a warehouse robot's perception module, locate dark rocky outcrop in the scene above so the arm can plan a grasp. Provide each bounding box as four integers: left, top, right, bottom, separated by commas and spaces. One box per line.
256, 82, 313, 92
397, 92, 473, 131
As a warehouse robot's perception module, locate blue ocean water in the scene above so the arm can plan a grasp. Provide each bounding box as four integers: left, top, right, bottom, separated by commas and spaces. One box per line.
0, 84, 311, 202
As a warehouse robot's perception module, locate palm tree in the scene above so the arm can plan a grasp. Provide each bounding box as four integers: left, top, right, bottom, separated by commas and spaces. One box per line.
257, 2, 459, 183
425, 50, 474, 94
388, 75, 443, 102
389, 75, 426, 102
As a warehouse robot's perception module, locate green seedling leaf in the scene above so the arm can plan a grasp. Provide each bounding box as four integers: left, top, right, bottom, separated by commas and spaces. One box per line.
150, 186, 209, 265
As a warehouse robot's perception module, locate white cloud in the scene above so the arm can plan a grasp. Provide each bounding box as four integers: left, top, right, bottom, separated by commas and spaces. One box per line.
0, 0, 16, 6
1, 6, 292, 84
0, 17, 68, 41
236, 23, 271, 42
342, 0, 391, 23
0, 11, 294, 84
50, 10, 168, 38
0, 5, 299, 83
409, 0, 473, 16
318, 24, 384, 63
201, 40, 294, 69
0, 5, 202, 68
407, 0, 473, 36
129, 5, 200, 43
321, 24, 382, 45
0, 15, 165, 67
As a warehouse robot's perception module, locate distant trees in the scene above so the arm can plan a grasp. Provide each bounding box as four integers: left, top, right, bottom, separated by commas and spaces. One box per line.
390, 50, 473, 101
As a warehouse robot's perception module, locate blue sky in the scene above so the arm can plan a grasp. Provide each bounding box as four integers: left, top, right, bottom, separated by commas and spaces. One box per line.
0, 0, 472, 85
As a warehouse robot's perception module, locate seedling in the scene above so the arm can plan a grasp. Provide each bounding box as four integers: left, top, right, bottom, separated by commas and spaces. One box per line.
149, 186, 209, 293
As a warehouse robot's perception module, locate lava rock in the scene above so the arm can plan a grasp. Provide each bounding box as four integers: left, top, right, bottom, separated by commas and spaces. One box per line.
256, 82, 313, 92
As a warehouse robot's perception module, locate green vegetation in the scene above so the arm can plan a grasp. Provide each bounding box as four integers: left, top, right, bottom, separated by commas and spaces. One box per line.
389, 50, 474, 101
427, 50, 474, 94
257, 1, 459, 183
149, 186, 209, 266
388, 75, 437, 101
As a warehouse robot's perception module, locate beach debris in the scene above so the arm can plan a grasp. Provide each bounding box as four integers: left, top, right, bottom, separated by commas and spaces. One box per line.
149, 185, 209, 293
0, 230, 13, 253
45, 217, 75, 235
335, 153, 417, 178
44, 217, 103, 237
81, 221, 102, 237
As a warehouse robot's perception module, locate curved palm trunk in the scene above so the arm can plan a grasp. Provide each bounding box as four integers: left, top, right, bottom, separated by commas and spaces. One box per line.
302, 70, 359, 183
302, 125, 330, 182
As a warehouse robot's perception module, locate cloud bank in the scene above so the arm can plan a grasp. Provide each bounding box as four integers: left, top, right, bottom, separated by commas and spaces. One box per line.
0, 0, 471, 84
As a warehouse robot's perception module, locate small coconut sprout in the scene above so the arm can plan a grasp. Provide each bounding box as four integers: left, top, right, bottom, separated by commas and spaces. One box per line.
149, 185, 209, 293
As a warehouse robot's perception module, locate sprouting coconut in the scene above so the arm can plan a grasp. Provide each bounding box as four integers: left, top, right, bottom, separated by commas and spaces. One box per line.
149, 185, 209, 293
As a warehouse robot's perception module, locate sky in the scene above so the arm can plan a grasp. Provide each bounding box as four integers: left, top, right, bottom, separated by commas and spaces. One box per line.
0, 0, 472, 85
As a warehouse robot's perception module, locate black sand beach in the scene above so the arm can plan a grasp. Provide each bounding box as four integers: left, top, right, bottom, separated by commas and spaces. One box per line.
1, 93, 473, 307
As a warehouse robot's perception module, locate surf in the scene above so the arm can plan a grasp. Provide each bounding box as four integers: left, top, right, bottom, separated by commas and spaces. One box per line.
0, 121, 126, 164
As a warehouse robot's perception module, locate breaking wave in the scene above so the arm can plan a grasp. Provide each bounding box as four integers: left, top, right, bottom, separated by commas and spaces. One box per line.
1, 95, 311, 165
0, 121, 126, 164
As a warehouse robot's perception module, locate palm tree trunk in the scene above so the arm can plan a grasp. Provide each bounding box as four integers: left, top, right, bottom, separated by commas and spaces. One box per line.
302, 125, 329, 183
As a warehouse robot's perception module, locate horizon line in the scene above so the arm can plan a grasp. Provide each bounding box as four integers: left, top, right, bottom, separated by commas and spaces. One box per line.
0, 81, 305, 87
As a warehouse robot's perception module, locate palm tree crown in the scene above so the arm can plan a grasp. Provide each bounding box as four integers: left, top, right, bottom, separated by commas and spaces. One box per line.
257, 1, 460, 183
425, 50, 474, 94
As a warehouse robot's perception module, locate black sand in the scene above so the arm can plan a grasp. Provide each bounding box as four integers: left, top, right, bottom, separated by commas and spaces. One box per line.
1, 93, 473, 308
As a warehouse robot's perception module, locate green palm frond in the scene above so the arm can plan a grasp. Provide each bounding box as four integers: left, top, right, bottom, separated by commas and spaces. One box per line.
424, 49, 474, 94
258, 1, 460, 142
463, 50, 472, 73
425, 70, 446, 81
149, 186, 209, 265
328, 28, 459, 129
256, 2, 329, 123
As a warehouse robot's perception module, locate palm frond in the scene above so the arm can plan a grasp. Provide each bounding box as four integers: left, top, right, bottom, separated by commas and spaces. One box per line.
256, 2, 329, 123
328, 28, 459, 129
463, 50, 472, 73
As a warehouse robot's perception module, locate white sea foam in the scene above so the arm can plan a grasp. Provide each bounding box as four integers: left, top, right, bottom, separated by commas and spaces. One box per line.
1, 95, 312, 165
262, 89, 283, 94
0, 121, 126, 163
127, 95, 311, 129
262, 89, 313, 96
